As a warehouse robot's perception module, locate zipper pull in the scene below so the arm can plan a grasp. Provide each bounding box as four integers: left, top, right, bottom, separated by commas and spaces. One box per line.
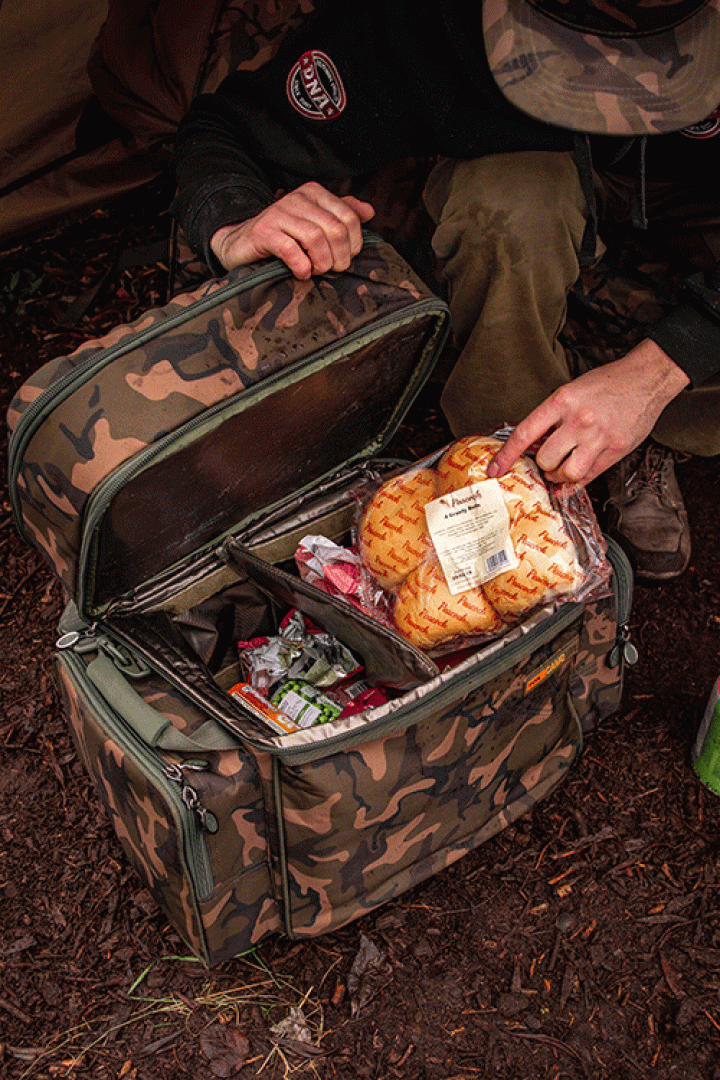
99, 637, 151, 678
163, 762, 219, 834
609, 621, 638, 669
56, 600, 91, 649
217, 536, 236, 564
56, 624, 99, 652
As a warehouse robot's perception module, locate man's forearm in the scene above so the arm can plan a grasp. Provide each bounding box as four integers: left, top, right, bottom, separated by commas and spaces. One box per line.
171, 177, 274, 273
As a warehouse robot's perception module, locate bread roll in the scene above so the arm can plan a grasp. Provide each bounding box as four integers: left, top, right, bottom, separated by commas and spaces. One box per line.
498, 460, 554, 525
483, 503, 583, 619
358, 468, 438, 589
362, 438, 585, 641
393, 557, 505, 649
436, 435, 503, 494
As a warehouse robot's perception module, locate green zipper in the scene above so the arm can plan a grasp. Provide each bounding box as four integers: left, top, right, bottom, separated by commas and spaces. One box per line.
99, 533, 632, 764
257, 538, 633, 762
105, 590, 584, 758
274, 600, 589, 763
76, 299, 447, 617
603, 536, 636, 669
9, 230, 394, 530
271, 755, 294, 940
604, 536, 632, 621
57, 649, 215, 938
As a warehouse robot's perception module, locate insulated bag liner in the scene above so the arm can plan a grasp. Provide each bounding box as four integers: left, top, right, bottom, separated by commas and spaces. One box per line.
8, 234, 448, 613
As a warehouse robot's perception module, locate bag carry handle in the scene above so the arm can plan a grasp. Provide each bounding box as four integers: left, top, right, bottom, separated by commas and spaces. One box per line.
87, 654, 240, 754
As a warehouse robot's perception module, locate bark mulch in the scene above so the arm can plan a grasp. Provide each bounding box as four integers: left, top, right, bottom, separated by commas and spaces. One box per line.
2, 180, 720, 1080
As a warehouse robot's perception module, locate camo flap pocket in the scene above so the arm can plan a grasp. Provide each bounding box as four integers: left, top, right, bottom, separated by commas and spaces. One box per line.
55, 642, 280, 965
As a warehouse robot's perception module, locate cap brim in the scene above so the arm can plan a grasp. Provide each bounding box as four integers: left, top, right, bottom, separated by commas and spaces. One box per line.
483, 0, 720, 135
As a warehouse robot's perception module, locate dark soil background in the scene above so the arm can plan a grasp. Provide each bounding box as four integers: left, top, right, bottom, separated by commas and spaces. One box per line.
2, 180, 720, 1080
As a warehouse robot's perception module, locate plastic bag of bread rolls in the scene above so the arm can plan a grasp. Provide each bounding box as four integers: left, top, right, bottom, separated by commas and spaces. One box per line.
356, 466, 438, 590
357, 433, 612, 652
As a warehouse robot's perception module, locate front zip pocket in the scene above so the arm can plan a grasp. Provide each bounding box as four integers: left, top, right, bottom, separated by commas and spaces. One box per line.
56, 649, 215, 960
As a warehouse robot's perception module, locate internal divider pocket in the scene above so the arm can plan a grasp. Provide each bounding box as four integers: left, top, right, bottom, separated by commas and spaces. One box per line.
225, 539, 438, 689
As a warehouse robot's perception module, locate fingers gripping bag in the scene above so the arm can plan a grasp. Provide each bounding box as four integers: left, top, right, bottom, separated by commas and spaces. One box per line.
357, 433, 613, 653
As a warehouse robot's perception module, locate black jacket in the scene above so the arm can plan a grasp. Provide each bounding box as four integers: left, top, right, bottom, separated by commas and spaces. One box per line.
171, 0, 720, 388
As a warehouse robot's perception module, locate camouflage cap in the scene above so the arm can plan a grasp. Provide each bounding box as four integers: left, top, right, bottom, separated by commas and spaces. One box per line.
483, 0, 720, 135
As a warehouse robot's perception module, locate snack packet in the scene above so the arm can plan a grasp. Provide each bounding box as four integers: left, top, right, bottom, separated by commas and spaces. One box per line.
294, 534, 395, 627
228, 682, 301, 735
271, 679, 343, 728
326, 678, 389, 717
237, 609, 362, 697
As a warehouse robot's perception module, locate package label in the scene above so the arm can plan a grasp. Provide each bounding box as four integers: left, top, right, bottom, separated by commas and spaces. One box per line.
271, 679, 342, 727
274, 689, 322, 728
425, 480, 518, 595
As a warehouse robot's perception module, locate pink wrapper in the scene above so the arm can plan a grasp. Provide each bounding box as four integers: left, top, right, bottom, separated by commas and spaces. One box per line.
295, 534, 395, 628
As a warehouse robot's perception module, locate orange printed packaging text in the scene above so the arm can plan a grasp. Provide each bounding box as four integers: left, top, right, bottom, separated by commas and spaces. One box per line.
228, 682, 300, 735
358, 434, 612, 652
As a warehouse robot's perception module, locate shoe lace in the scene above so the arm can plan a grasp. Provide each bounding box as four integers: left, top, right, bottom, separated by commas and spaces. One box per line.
624, 444, 682, 495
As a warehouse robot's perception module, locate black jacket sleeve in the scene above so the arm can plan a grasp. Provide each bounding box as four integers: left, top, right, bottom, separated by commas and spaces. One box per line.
646, 272, 720, 387
168, 0, 577, 271
170, 93, 279, 272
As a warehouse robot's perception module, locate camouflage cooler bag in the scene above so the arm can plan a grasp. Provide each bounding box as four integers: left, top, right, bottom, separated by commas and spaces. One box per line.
7, 236, 633, 966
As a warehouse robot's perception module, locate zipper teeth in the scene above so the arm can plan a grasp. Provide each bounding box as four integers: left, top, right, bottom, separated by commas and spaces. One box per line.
111, 599, 584, 759
604, 536, 633, 624
108, 548, 223, 616
229, 540, 435, 675
108, 454, 434, 617
272, 756, 294, 940
8, 260, 293, 526
105, 622, 276, 742
59, 649, 215, 906
99, 544, 625, 760
275, 601, 586, 761
104, 535, 626, 760
77, 298, 446, 616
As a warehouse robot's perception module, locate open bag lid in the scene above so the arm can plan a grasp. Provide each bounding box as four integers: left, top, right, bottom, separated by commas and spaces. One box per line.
8, 236, 450, 618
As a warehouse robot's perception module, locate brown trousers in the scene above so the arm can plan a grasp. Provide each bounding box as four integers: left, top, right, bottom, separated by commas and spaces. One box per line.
423, 152, 720, 457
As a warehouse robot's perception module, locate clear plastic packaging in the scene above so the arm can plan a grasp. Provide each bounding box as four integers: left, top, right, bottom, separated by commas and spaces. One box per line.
294, 534, 396, 628
355, 432, 613, 653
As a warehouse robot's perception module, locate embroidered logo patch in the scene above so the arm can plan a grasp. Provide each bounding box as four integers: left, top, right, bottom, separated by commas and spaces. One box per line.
287, 50, 347, 120
523, 637, 578, 696
681, 106, 720, 139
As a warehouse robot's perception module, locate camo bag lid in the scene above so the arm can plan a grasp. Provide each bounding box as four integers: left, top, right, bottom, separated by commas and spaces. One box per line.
7, 236, 449, 615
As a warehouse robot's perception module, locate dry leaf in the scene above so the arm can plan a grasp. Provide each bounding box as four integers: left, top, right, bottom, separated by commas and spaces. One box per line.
270, 1006, 312, 1044
199, 1022, 250, 1077
347, 934, 393, 1017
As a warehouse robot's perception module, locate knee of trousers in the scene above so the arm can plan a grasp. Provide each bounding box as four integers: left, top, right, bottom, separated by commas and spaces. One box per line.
428, 152, 589, 266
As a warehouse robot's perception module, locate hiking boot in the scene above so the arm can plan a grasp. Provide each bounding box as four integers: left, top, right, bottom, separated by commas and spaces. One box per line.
605, 442, 691, 581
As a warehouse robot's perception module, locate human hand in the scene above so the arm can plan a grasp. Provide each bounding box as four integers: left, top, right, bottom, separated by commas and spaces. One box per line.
210, 182, 375, 278
486, 339, 690, 485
